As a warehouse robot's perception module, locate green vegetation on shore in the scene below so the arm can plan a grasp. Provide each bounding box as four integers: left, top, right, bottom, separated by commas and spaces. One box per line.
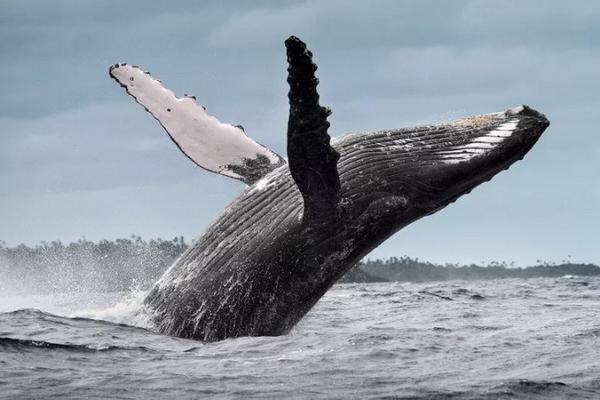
1, 237, 598, 293
341, 257, 600, 283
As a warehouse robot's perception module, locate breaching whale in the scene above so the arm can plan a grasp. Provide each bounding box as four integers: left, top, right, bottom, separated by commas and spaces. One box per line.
110, 36, 549, 342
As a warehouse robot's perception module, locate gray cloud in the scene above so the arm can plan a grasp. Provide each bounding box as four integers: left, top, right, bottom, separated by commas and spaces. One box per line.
208, 0, 600, 50
0, 0, 598, 265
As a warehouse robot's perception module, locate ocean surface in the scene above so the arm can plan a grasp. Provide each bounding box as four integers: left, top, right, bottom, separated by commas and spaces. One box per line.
1, 277, 600, 399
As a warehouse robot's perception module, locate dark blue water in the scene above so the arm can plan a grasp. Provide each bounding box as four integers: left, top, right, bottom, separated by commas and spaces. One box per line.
2, 277, 600, 399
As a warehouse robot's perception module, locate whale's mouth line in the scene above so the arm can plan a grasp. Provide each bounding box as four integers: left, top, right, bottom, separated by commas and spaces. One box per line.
440, 118, 520, 165
333, 105, 548, 179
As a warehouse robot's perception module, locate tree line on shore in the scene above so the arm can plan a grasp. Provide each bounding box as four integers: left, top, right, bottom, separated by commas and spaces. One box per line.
341, 256, 600, 283
1, 237, 598, 293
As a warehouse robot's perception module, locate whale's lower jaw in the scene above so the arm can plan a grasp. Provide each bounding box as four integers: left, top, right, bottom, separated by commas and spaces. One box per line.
143, 107, 548, 342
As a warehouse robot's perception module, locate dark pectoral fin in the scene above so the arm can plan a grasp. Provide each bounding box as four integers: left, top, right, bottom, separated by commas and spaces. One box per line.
285, 36, 341, 223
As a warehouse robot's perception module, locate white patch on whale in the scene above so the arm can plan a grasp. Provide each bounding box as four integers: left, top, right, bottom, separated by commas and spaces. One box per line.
109, 64, 282, 181
441, 119, 519, 164
253, 174, 278, 192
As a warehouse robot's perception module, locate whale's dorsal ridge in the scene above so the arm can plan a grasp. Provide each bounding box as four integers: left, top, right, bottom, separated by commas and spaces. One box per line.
109, 63, 285, 185
285, 36, 341, 223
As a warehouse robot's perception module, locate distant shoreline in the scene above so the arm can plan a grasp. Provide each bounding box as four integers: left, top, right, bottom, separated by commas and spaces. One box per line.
340, 258, 600, 283
1, 238, 598, 291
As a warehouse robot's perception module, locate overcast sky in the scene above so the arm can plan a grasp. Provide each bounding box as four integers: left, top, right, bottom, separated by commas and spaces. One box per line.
1, 1, 598, 266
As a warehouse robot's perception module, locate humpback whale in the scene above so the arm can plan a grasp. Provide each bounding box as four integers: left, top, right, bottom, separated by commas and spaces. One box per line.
109, 36, 549, 342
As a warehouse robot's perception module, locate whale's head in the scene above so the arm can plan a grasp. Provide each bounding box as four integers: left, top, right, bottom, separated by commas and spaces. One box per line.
335, 105, 549, 226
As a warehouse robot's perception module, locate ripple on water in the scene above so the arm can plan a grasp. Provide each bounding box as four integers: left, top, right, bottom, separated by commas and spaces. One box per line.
1, 278, 600, 399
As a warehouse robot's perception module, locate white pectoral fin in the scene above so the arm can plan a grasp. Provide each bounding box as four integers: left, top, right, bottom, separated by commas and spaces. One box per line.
109, 63, 284, 184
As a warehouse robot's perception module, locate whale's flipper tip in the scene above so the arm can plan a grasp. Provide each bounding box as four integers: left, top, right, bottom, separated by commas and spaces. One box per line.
109, 63, 284, 185
285, 36, 341, 223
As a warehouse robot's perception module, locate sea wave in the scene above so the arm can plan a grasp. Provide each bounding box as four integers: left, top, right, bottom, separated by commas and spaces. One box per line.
1, 278, 600, 399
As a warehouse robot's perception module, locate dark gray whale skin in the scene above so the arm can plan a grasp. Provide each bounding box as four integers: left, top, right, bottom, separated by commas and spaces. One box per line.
143, 37, 549, 342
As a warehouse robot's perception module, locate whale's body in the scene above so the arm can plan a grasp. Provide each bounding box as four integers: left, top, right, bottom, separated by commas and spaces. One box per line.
110, 37, 549, 341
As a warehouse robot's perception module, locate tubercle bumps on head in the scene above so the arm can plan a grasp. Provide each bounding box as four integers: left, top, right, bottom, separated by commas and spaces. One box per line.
505, 105, 526, 116
454, 114, 500, 128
